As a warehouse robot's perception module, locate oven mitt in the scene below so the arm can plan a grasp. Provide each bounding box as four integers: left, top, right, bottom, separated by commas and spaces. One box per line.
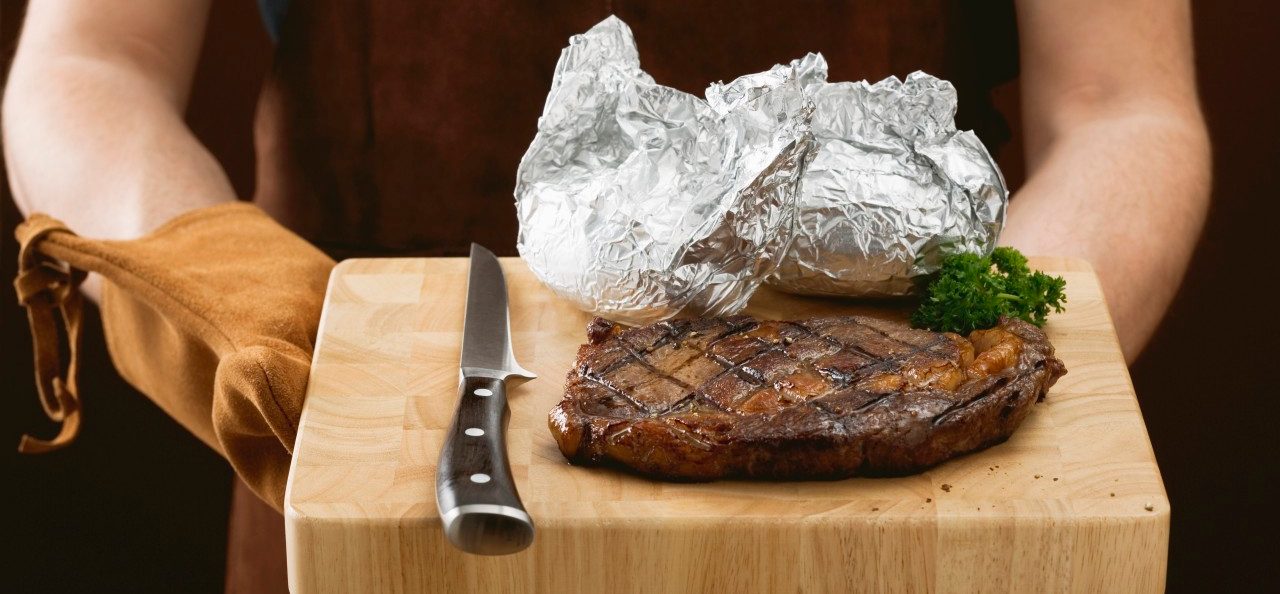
14, 202, 335, 510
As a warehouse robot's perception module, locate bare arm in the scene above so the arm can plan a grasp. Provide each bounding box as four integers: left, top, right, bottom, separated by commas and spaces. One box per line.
3, 0, 234, 298
1006, 0, 1211, 362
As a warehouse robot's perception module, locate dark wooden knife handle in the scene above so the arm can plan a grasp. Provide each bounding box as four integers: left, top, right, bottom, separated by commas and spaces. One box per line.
435, 375, 534, 555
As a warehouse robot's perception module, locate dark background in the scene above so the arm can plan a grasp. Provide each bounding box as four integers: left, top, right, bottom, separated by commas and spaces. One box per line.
2, 1, 1277, 592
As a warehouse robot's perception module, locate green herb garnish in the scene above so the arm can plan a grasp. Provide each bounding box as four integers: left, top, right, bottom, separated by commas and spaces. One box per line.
911, 247, 1066, 334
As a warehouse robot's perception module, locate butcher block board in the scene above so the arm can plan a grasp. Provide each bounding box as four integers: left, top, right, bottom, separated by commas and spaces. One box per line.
285, 257, 1168, 593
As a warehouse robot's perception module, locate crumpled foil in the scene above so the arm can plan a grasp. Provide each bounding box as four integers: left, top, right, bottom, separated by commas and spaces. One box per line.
515, 16, 1006, 323
515, 16, 816, 325
768, 70, 1007, 296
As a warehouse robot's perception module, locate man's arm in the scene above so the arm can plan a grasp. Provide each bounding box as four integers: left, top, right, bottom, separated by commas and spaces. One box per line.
1006, 0, 1211, 362
3, 0, 234, 298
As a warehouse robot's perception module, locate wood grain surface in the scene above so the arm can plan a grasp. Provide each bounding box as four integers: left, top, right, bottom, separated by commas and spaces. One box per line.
285, 257, 1168, 593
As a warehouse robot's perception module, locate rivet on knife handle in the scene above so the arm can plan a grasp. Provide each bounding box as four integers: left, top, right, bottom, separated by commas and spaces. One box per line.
436, 243, 536, 555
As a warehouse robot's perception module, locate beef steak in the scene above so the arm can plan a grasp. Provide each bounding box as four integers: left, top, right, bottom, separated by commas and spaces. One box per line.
549, 315, 1066, 479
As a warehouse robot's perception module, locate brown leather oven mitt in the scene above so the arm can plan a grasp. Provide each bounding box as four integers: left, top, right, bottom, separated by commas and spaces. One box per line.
14, 203, 335, 510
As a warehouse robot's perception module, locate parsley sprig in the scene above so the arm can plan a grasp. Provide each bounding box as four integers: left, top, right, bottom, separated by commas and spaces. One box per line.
911, 247, 1067, 334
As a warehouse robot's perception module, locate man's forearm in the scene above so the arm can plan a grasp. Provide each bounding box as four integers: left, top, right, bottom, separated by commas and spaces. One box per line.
1010, 0, 1209, 362
1001, 109, 1211, 361
4, 0, 229, 300
4, 56, 235, 240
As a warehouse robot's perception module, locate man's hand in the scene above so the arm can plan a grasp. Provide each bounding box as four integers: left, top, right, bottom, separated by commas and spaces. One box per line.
1006, 0, 1211, 362
3, 0, 233, 299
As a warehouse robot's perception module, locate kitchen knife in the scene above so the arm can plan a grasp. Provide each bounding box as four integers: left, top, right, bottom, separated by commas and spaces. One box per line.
436, 244, 537, 555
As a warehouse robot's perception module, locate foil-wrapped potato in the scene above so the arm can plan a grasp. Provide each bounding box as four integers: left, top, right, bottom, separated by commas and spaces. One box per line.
769, 71, 1007, 296
516, 17, 1007, 322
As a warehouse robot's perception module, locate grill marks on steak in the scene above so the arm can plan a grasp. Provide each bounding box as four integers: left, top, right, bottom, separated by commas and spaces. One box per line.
549, 315, 1066, 480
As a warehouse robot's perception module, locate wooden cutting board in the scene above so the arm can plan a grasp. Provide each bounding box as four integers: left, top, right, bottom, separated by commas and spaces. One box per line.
285, 257, 1168, 593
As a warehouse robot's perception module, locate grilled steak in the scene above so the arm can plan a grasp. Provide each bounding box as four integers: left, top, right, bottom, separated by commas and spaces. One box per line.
549, 315, 1066, 479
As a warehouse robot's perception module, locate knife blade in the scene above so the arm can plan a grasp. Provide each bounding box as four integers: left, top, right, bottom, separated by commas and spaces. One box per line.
435, 244, 537, 555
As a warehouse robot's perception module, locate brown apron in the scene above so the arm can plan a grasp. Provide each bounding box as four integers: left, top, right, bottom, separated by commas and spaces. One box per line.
254, 0, 1017, 258
237, 1, 1014, 590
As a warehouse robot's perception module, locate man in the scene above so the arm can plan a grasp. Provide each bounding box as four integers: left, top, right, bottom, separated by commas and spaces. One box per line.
3, 0, 1209, 589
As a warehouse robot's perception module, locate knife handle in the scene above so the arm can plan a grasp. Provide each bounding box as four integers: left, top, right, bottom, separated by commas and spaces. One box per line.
436, 375, 534, 555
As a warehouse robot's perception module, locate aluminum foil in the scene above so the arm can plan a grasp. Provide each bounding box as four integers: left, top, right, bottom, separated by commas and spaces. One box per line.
768, 71, 1007, 296
515, 16, 816, 325
515, 16, 1006, 323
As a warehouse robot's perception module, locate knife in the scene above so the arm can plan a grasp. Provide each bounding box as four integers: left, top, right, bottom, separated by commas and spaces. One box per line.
436, 244, 537, 555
